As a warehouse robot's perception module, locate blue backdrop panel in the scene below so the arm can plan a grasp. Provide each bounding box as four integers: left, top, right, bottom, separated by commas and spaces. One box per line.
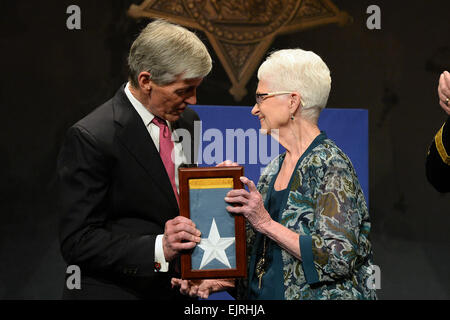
189, 105, 369, 300
191, 105, 368, 202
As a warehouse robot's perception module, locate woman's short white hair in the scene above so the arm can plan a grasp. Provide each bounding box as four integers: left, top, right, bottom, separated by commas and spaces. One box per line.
128, 19, 212, 87
257, 49, 331, 123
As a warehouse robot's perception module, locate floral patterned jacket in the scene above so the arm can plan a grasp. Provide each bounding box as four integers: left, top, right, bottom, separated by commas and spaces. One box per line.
238, 132, 377, 300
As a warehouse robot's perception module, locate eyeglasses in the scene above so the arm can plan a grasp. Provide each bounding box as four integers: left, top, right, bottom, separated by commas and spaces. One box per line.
255, 91, 293, 105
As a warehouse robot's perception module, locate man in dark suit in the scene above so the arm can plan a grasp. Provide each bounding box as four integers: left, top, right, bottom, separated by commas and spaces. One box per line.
426, 71, 450, 192
57, 20, 212, 299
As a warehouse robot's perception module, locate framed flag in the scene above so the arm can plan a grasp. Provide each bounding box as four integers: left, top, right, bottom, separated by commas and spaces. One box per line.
178, 166, 247, 279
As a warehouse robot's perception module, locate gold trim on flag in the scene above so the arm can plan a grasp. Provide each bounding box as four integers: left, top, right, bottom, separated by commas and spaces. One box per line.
189, 178, 234, 189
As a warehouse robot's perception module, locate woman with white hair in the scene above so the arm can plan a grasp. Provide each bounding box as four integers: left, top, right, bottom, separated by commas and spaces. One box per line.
173, 49, 376, 300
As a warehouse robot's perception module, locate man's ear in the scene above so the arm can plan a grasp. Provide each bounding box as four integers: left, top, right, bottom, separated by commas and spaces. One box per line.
137, 71, 152, 92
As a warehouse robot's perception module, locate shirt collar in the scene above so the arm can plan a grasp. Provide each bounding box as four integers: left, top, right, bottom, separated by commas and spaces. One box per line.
124, 82, 170, 128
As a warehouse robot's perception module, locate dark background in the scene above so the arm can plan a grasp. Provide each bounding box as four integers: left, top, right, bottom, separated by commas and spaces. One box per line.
1, 0, 449, 299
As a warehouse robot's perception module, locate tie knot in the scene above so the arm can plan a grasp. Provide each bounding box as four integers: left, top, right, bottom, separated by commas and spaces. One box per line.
152, 116, 171, 139
152, 116, 168, 129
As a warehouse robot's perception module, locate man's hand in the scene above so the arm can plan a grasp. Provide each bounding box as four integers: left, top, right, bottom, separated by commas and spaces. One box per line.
171, 278, 235, 299
216, 160, 239, 167
438, 71, 450, 115
163, 216, 201, 262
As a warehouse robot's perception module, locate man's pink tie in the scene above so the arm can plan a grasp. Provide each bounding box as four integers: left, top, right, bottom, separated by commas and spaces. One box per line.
152, 117, 179, 205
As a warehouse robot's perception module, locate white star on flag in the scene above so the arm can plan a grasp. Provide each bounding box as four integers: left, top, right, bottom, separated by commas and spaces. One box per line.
197, 218, 235, 269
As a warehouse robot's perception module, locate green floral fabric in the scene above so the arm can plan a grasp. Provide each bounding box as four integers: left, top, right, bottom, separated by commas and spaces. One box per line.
240, 133, 377, 300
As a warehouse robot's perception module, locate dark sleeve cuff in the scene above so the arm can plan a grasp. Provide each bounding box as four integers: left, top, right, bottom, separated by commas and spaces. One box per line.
300, 235, 320, 285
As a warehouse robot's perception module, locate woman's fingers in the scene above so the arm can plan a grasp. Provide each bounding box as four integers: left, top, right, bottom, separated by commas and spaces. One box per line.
240, 176, 258, 193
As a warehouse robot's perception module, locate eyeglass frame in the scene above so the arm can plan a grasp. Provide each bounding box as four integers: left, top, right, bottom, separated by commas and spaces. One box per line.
255, 91, 294, 105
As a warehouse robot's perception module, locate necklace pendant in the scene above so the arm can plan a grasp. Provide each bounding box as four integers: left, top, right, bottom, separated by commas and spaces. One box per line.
256, 257, 265, 274
256, 257, 266, 289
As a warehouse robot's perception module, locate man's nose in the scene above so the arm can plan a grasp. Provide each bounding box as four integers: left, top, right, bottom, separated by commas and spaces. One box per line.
185, 90, 197, 105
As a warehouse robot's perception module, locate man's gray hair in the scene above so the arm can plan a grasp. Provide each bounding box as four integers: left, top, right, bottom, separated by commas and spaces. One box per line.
128, 19, 212, 87
257, 49, 331, 124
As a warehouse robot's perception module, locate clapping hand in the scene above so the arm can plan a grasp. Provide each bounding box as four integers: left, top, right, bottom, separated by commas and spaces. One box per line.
438, 71, 450, 115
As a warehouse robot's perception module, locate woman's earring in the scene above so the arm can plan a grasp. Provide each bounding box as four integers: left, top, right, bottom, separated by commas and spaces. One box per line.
290, 114, 295, 120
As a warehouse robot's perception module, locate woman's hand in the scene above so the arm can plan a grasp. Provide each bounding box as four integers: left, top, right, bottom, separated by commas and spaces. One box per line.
225, 176, 272, 233
171, 278, 235, 299
438, 71, 450, 115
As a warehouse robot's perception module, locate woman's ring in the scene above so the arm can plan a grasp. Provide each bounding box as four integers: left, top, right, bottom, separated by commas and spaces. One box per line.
446, 97, 449, 106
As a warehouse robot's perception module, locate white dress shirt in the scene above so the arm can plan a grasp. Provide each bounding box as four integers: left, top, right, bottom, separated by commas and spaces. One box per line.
124, 82, 187, 272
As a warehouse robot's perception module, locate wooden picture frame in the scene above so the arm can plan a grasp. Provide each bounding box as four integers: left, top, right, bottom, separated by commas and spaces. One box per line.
178, 166, 247, 279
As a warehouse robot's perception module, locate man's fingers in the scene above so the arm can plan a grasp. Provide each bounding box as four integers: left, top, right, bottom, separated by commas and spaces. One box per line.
166, 232, 199, 244
198, 289, 210, 299
439, 101, 450, 115
438, 72, 450, 114
170, 216, 197, 227
166, 217, 202, 242
443, 71, 450, 84
171, 278, 182, 288
165, 230, 201, 245
171, 223, 201, 237
439, 73, 450, 97
223, 160, 239, 166
175, 231, 201, 243
216, 160, 239, 167
189, 285, 199, 297
164, 217, 203, 260
172, 278, 203, 298
171, 241, 198, 251
180, 280, 190, 294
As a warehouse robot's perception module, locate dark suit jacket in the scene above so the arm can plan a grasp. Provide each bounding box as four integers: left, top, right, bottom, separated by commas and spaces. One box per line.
426, 116, 450, 193
57, 84, 199, 299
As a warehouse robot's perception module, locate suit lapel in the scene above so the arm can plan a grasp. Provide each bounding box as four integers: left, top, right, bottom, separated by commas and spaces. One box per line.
112, 86, 178, 210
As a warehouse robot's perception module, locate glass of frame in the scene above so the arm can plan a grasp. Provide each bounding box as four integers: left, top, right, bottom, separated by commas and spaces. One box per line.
178, 166, 247, 279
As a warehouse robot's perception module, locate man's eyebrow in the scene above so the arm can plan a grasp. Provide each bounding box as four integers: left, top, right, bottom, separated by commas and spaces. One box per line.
175, 85, 195, 93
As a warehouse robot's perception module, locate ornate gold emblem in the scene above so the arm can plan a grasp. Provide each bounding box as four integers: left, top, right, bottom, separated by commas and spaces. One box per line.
128, 0, 351, 101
